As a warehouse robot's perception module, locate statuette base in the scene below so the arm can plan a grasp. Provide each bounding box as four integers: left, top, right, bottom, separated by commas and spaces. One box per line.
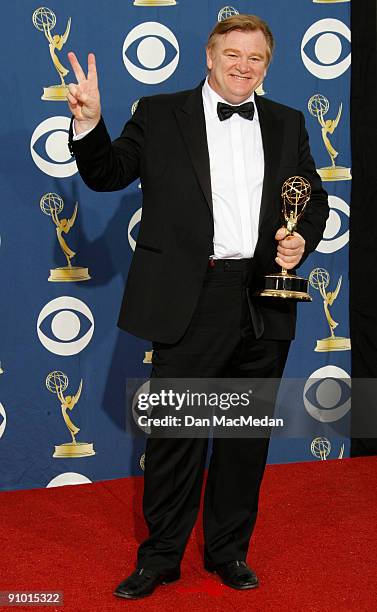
53, 442, 95, 458
143, 351, 153, 364
315, 336, 351, 352
318, 166, 352, 181
134, 0, 176, 5
48, 266, 91, 282
256, 273, 312, 301
42, 84, 69, 101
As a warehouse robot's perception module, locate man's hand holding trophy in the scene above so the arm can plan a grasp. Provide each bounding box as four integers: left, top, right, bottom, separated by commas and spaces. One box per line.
256, 176, 312, 301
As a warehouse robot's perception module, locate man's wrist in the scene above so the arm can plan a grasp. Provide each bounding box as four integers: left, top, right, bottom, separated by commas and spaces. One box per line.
72, 118, 100, 141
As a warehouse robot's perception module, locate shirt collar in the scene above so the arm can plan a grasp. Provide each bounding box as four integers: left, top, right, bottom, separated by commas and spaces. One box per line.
202, 76, 259, 121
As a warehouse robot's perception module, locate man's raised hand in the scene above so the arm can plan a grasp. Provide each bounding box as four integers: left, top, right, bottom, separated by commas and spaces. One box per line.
67, 52, 101, 134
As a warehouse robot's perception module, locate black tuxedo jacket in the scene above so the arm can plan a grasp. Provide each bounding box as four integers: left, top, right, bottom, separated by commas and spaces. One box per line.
69, 83, 328, 343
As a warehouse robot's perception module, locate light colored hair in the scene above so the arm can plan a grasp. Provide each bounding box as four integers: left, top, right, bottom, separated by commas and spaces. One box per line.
207, 14, 275, 66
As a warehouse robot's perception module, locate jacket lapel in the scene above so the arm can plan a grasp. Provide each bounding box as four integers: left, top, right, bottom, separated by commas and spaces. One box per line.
174, 83, 213, 215
255, 94, 284, 233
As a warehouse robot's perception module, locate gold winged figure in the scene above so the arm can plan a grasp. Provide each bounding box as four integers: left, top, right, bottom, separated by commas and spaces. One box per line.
40, 193, 91, 281
56, 379, 83, 444
318, 103, 342, 169
319, 274, 342, 338
50, 202, 77, 267
43, 17, 71, 85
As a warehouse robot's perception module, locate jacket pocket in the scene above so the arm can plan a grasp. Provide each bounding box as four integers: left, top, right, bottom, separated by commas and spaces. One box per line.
136, 242, 162, 254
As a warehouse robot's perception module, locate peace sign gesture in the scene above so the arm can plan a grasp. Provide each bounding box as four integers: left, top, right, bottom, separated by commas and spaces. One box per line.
67, 52, 101, 134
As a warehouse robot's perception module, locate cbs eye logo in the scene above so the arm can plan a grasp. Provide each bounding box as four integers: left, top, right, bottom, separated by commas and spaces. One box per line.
301, 19, 351, 79
0, 402, 6, 440
37, 296, 94, 356
131, 380, 152, 434
303, 365, 351, 423
128, 207, 142, 251
47, 473, 92, 488
30, 116, 77, 178
316, 195, 349, 254
123, 22, 179, 84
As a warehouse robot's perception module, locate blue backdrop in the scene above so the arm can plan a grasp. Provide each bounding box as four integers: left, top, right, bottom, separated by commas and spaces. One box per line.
0, 0, 351, 491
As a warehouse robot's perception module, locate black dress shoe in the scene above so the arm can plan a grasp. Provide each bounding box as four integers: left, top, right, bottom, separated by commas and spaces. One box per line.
113, 566, 180, 600
204, 560, 259, 590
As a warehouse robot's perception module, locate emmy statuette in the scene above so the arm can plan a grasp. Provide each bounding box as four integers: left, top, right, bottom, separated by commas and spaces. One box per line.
308, 94, 351, 181
256, 176, 312, 301
46, 371, 95, 458
40, 193, 90, 282
309, 268, 351, 351
32, 6, 71, 101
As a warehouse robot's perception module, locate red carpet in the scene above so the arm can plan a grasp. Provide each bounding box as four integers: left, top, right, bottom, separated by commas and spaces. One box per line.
1, 457, 376, 611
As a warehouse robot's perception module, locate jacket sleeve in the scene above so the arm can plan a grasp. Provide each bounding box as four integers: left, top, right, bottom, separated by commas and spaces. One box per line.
68, 97, 147, 192
294, 111, 329, 267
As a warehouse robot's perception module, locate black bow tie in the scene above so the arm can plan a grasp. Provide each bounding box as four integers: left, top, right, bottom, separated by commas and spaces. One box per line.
217, 101, 255, 122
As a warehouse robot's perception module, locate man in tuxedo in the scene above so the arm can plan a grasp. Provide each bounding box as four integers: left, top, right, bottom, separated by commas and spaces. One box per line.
67, 14, 328, 600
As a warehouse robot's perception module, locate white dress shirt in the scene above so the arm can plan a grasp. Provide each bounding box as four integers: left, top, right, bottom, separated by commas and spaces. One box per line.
73, 79, 265, 259
202, 77, 264, 259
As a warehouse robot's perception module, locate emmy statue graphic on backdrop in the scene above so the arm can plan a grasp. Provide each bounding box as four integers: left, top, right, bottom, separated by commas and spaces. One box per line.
32, 6, 71, 101
308, 94, 352, 181
256, 176, 312, 300
40, 193, 90, 282
311, 437, 331, 460
134, 0, 176, 6
46, 371, 95, 458
309, 268, 351, 351
218, 6, 239, 22
143, 351, 153, 364
310, 437, 345, 460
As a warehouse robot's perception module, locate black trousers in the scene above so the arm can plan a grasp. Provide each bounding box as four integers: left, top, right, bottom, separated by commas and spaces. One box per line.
136, 260, 290, 571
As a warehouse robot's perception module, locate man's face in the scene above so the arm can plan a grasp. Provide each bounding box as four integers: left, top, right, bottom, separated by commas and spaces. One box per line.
206, 29, 269, 104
